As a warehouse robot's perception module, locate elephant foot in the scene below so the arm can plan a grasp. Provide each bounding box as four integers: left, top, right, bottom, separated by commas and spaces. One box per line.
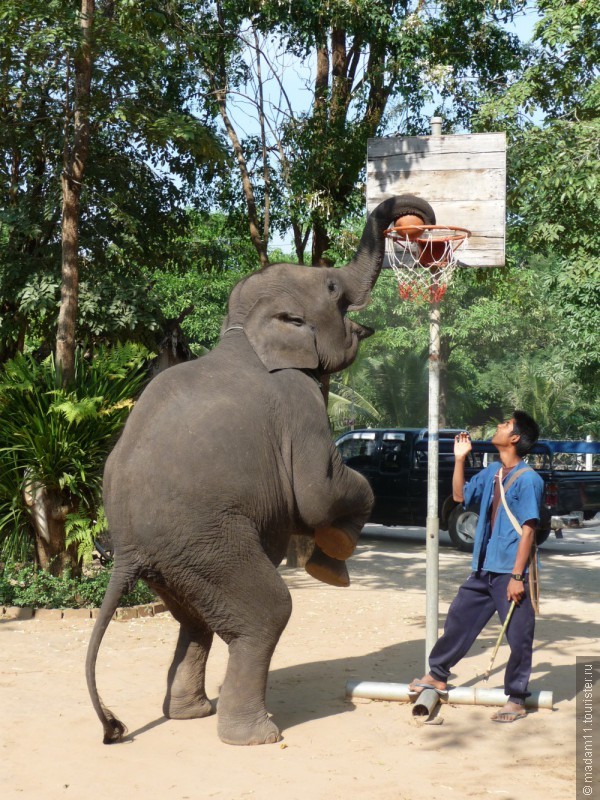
163, 693, 214, 720
314, 525, 357, 560
217, 712, 281, 746
305, 547, 350, 587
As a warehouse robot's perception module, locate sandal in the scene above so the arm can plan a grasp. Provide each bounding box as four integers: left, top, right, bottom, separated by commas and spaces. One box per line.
408, 681, 448, 699
491, 709, 527, 723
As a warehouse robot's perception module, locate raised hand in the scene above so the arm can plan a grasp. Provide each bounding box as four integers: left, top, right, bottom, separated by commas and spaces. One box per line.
454, 431, 472, 460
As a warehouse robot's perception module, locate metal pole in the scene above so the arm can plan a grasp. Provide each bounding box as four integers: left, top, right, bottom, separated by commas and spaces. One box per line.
425, 300, 440, 667
430, 116, 443, 137
424, 115, 443, 669
586, 435, 593, 471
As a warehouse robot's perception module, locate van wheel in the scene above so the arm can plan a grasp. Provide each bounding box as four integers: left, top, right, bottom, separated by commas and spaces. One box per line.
536, 528, 551, 546
535, 507, 552, 546
448, 506, 478, 552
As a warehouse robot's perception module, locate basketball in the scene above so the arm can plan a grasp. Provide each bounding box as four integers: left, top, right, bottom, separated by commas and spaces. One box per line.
394, 214, 425, 241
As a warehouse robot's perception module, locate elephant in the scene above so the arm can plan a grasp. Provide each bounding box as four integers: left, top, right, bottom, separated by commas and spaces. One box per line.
86, 194, 436, 747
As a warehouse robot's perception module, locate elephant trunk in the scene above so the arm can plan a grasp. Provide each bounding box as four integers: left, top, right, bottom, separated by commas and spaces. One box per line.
343, 194, 436, 310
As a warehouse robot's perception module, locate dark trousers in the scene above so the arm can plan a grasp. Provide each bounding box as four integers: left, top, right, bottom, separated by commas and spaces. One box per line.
428, 571, 535, 704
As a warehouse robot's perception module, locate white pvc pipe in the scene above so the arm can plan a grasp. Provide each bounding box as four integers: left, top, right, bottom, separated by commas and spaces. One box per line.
346, 680, 553, 710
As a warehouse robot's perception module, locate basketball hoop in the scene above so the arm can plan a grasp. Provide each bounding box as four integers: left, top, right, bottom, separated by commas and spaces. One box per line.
383, 224, 471, 303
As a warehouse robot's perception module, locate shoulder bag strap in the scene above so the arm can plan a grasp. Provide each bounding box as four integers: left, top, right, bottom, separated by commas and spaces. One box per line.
502, 466, 533, 494
498, 469, 540, 613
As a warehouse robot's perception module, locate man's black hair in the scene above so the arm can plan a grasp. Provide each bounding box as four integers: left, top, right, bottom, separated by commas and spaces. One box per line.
512, 410, 540, 457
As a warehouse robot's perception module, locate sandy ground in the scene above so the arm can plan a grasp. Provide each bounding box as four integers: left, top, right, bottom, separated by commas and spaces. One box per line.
2, 523, 599, 800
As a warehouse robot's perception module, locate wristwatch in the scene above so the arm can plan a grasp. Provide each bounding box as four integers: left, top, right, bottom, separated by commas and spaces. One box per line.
511, 573, 524, 582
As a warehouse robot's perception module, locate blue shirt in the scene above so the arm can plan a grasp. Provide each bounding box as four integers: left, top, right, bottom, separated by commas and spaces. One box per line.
464, 461, 544, 573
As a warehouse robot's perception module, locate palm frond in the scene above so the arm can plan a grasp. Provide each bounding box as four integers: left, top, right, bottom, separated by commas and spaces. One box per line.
0, 346, 149, 562
328, 382, 381, 433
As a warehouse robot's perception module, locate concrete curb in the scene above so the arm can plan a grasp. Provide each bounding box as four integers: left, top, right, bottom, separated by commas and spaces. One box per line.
0, 601, 168, 622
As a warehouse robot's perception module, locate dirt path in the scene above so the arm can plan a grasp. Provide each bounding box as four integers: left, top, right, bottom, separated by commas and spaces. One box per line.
2, 525, 599, 800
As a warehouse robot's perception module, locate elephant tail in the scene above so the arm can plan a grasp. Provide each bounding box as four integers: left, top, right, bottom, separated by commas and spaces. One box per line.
85, 556, 141, 744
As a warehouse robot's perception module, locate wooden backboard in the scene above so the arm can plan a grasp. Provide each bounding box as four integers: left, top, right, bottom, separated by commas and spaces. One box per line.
366, 132, 506, 267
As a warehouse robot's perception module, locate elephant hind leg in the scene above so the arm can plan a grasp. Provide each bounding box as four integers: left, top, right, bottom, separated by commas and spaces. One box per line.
164, 624, 214, 720
152, 586, 215, 720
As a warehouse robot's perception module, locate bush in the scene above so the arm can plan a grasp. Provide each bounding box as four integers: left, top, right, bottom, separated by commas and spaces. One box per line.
0, 562, 156, 609
0, 344, 150, 564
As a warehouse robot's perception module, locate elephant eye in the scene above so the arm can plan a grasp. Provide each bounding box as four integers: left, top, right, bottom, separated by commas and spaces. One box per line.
278, 312, 304, 327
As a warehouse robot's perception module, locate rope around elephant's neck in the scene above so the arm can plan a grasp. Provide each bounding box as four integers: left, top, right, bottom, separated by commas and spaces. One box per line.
302, 370, 323, 388
223, 325, 244, 334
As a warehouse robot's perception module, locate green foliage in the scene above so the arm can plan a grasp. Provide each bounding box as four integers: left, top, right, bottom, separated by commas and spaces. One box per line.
0, 562, 155, 609
328, 382, 381, 434
339, 255, 598, 437
0, 0, 224, 359
315, 1, 597, 437
198, 1, 526, 261
474, 0, 600, 396
483, 353, 600, 439
353, 350, 430, 429
508, 123, 600, 374
0, 344, 149, 561
150, 212, 260, 349
65, 507, 107, 566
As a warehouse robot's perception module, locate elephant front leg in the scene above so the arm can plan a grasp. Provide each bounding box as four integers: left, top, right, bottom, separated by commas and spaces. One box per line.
293, 435, 374, 567
305, 544, 349, 587
163, 623, 215, 720
314, 517, 364, 560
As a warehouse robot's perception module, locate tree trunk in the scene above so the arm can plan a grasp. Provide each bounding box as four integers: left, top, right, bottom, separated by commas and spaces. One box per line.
57, 176, 81, 383
56, 0, 94, 385
286, 534, 314, 568
314, 39, 329, 116
212, 6, 269, 267
292, 220, 310, 265
439, 336, 450, 429
215, 88, 269, 266
23, 481, 79, 576
311, 218, 331, 266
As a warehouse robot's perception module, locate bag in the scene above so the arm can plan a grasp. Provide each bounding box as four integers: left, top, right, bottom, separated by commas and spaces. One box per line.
498, 467, 540, 614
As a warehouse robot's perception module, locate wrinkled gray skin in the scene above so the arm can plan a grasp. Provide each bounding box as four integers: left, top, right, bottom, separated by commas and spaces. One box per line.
86, 195, 435, 747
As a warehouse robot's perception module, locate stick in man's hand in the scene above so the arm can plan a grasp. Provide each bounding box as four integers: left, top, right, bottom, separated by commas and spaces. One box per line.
484, 600, 517, 682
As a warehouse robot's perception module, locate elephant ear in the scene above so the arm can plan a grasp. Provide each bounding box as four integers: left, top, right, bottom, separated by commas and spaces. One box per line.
243, 295, 319, 372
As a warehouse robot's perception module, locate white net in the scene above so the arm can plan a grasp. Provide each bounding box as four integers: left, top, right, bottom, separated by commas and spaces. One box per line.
384, 225, 470, 303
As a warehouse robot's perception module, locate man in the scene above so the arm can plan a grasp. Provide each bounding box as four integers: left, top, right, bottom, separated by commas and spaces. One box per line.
410, 411, 544, 723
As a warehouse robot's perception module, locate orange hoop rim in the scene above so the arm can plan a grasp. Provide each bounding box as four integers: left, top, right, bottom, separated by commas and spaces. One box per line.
384, 223, 471, 243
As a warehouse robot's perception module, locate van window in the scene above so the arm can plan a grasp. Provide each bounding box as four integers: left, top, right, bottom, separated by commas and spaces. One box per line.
380, 441, 406, 472
337, 433, 377, 465
414, 448, 475, 470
